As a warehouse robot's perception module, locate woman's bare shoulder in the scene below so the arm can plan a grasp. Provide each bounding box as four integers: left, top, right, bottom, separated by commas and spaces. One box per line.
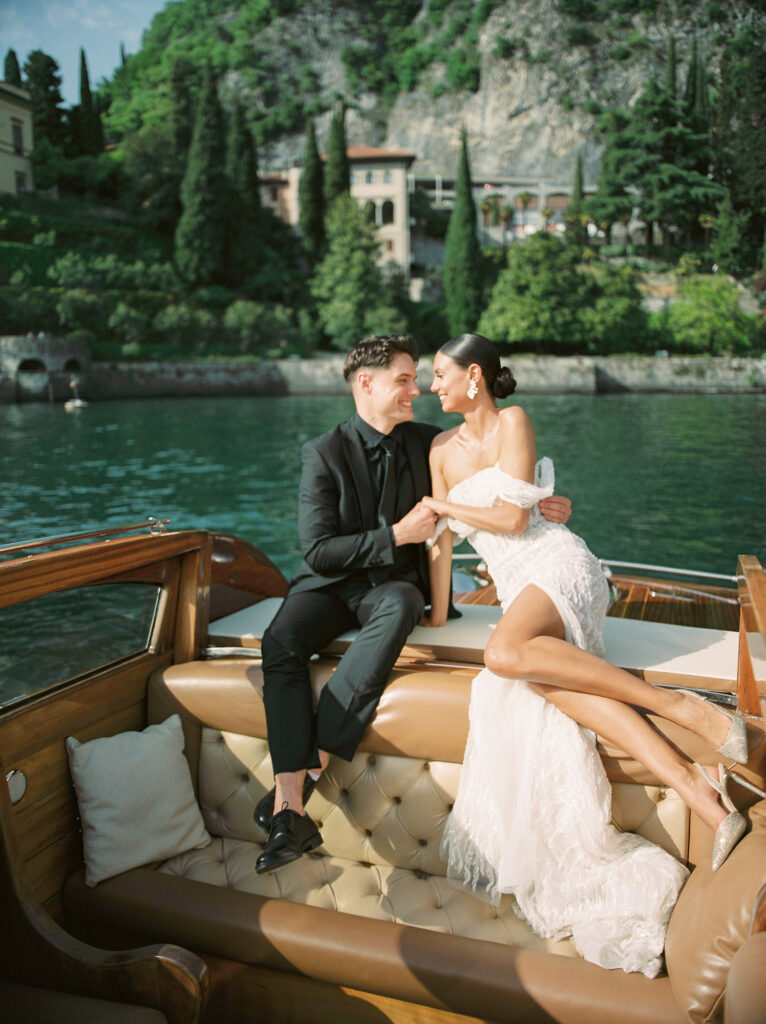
499, 405, 534, 436
430, 425, 460, 451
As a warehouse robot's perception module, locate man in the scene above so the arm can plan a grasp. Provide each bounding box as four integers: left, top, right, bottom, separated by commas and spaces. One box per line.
255, 334, 570, 874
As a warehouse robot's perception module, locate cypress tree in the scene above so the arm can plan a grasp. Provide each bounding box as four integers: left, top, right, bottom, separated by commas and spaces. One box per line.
226, 100, 262, 285
174, 64, 231, 288
566, 152, 587, 247
78, 49, 101, 154
226, 101, 261, 214
120, 43, 127, 67
665, 37, 677, 100
443, 129, 483, 335
170, 57, 195, 162
23, 50, 65, 147
323, 103, 350, 208
299, 119, 325, 262
4, 49, 22, 86
683, 37, 698, 117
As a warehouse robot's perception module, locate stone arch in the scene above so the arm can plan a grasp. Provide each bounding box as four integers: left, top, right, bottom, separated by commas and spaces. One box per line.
381, 200, 394, 225
18, 358, 47, 374
64, 358, 81, 374
363, 200, 377, 224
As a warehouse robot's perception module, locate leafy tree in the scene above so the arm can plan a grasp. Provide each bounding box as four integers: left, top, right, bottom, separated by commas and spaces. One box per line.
174, 64, 232, 288
585, 110, 634, 244
710, 26, 766, 268
443, 129, 482, 334
23, 50, 65, 147
478, 233, 594, 352
311, 194, 405, 350
323, 103, 350, 209
4, 49, 22, 86
299, 119, 325, 262
710, 194, 751, 277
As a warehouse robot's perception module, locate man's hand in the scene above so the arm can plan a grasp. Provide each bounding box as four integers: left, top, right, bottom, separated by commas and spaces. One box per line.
392, 502, 437, 546
539, 495, 572, 525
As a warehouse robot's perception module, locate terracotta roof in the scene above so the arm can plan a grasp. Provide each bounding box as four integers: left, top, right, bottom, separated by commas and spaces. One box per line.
319, 146, 416, 163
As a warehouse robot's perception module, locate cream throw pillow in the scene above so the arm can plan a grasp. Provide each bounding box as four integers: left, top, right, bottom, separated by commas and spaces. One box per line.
67, 714, 211, 887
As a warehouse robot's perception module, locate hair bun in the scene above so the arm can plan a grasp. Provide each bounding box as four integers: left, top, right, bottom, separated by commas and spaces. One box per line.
492, 366, 517, 399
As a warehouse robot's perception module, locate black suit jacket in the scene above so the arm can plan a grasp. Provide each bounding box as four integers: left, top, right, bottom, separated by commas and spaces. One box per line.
289, 418, 441, 601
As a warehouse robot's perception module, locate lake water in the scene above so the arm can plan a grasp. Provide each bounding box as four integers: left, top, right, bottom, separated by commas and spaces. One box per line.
1, 392, 764, 578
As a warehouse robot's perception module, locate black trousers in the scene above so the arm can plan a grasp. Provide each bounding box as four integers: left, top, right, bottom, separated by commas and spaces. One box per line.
261, 578, 425, 774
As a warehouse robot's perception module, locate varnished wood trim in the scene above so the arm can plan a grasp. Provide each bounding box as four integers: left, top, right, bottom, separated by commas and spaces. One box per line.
737, 555, 766, 716
0, 531, 210, 608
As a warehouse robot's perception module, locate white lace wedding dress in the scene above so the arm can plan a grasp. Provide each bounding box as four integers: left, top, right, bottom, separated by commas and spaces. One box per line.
439, 457, 689, 978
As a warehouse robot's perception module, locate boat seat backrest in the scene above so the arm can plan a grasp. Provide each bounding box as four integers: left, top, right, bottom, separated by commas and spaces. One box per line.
147, 660, 691, 870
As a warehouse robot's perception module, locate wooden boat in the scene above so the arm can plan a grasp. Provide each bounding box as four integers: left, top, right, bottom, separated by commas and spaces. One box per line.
1, 521, 765, 1024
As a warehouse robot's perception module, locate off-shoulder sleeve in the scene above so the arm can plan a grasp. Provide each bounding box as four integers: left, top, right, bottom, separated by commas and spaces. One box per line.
493, 456, 555, 508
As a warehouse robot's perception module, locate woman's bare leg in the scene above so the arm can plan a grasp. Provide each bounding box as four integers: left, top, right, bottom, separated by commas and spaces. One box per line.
484, 585, 736, 755
531, 682, 727, 831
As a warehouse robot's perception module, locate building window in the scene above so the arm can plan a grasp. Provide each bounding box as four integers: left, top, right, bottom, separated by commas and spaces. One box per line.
385, 240, 394, 251
270, 186, 278, 202
383, 170, 392, 184
15, 172, 26, 193
363, 200, 376, 224
382, 200, 394, 225
350, 171, 357, 185
365, 171, 374, 184
12, 121, 23, 155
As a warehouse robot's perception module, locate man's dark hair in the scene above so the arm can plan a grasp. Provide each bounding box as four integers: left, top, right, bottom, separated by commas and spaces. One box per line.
343, 334, 419, 382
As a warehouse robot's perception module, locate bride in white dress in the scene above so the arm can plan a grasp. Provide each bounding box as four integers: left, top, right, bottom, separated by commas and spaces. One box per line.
421, 333, 753, 978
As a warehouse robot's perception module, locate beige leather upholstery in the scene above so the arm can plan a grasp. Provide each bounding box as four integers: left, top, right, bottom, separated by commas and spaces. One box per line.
724, 932, 766, 1024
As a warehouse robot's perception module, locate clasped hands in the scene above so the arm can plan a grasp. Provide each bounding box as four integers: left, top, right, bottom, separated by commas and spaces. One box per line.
392, 494, 572, 549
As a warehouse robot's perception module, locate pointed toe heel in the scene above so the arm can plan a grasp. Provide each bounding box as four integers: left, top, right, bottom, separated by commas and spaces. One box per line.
696, 762, 748, 872
690, 692, 750, 765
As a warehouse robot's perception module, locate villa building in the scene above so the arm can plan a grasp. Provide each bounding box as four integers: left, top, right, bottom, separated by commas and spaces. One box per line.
0, 82, 33, 195
265, 144, 593, 288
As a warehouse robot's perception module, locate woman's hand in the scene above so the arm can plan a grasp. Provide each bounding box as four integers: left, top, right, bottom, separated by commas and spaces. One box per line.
539, 495, 572, 524
421, 495, 447, 517
420, 612, 447, 628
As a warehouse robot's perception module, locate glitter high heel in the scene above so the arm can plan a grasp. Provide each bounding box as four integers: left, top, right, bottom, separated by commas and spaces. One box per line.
694, 763, 762, 871
689, 692, 750, 764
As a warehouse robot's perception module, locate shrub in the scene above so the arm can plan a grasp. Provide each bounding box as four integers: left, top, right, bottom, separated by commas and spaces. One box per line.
56, 288, 109, 334
153, 303, 217, 352
664, 277, 760, 354
108, 302, 151, 347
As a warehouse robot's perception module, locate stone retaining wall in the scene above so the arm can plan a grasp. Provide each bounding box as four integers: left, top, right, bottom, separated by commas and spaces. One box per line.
2, 353, 765, 402
86, 355, 766, 399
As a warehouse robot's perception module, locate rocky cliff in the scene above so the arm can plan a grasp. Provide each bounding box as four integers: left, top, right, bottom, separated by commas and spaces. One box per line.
233, 0, 764, 186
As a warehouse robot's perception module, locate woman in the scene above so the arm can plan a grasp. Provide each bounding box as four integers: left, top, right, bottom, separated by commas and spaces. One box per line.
422, 333, 756, 977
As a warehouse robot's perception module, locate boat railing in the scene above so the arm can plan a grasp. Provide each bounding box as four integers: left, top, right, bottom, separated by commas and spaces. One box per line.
0, 517, 172, 559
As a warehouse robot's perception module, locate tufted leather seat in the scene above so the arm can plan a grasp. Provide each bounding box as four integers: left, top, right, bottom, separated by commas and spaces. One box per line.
63, 658, 766, 1024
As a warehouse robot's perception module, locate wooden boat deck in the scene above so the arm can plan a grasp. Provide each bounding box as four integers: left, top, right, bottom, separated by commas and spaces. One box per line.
455, 572, 740, 632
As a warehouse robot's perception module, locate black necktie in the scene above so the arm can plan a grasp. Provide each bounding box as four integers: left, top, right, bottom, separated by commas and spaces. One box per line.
377, 435, 399, 527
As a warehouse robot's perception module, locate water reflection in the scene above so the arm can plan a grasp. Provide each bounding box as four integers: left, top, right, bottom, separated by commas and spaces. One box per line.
1, 392, 764, 576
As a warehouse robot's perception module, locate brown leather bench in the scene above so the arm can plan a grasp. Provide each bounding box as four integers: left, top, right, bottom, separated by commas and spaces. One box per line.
63, 659, 766, 1024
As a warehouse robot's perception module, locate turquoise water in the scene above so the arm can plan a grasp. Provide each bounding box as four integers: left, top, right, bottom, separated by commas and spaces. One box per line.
1, 392, 764, 577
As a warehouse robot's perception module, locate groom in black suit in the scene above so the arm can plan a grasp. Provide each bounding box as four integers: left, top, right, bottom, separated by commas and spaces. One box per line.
255, 333, 571, 873
255, 334, 442, 873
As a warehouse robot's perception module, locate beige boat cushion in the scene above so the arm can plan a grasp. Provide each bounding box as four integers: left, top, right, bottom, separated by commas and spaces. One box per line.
66, 714, 211, 886
152, 724, 689, 960
209, 598, 739, 689
665, 800, 766, 1023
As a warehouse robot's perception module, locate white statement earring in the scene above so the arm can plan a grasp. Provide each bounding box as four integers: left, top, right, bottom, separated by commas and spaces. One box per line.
467, 379, 479, 400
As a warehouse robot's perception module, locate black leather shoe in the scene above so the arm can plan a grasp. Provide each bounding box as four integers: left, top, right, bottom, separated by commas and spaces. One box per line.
255, 807, 322, 874
253, 774, 319, 832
